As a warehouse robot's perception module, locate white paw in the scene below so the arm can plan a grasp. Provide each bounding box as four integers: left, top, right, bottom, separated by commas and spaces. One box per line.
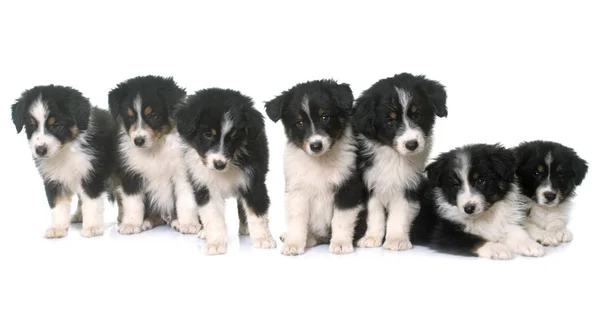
251, 236, 277, 249
70, 213, 83, 224
118, 224, 142, 235
513, 241, 545, 257
239, 224, 250, 235
81, 226, 104, 238
383, 238, 413, 251
554, 229, 573, 243
477, 242, 513, 260
329, 240, 354, 254
203, 242, 227, 255
281, 241, 306, 256
356, 235, 383, 248
535, 232, 559, 246
197, 230, 207, 239
171, 220, 202, 234
44, 227, 68, 239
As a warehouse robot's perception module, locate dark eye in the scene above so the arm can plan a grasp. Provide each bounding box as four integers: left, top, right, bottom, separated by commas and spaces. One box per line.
203, 132, 214, 139
386, 119, 395, 126
412, 112, 422, 121
296, 121, 304, 129
148, 113, 158, 120
533, 171, 541, 178
321, 115, 330, 123
476, 178, 486, 185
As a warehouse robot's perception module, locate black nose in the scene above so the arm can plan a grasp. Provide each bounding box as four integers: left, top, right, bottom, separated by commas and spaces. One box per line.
310, 141, 323, 152
543, 191, 557, 202
405, 140, 419, 151
464, 203, 476, 215
134, 137, 145, 147
35, 145, 48, 156
214, 160, 227, 170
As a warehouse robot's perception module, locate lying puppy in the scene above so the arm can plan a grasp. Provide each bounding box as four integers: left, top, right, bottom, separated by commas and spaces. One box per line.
175, 88, 275, 255
108, 75, 201, 235
423, 143, 545, 259
352, 73, 447, 251
513, 140, 588, 246
265, 79, 367, 255
11, 85, 117, 238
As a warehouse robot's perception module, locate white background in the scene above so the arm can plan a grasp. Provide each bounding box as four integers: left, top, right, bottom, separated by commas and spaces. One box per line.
1, 1, 598, 308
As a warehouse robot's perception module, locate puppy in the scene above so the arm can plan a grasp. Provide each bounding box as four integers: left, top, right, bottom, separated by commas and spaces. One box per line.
513, 140, 588, 246
108, 75, 201, 235
265, 79, 367, 256
175, 88, 276, 255
352, 73, 447, 251
11, 85, 117, 238
423, 143, 545, 259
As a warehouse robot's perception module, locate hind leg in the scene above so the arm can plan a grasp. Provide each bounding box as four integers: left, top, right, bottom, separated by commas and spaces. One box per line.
70, 196, 83, 224
237, 199, 249, 235
142, 213, 166, 231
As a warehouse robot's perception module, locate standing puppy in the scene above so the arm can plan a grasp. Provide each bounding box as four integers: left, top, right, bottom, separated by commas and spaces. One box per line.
265, 79, 367, 256
11, 85, 117, 238
108, 75, 201, 235
175, 88, 275, 255
353, 73, 447, 251
513, 140, 588, 246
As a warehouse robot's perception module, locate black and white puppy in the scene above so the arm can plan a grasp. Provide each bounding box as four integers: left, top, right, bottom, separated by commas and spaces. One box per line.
11, 85, 117, 238
424, 143, 544, 259
265, 79, 367, 255
513, 140, 588, 246
175, 88, 276, 255
108, 75, 201, 235
352, 73, 447, 251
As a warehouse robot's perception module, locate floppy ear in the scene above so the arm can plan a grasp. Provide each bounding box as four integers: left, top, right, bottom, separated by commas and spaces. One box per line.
327, 83, 354, 113
174, 102, 199, 140
74, 100, 91, 130
108, 85, 127, 120
352, 96, 376, 138
425, 156, 446, 188
571, 155, 588, 186
264, 90, 291, 123
11, 96, 26, 133
491, 145, 517, 182
417, 77, 447, 118
243, 108, 266, 141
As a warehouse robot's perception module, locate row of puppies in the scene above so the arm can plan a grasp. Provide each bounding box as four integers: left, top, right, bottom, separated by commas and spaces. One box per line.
11, 76, 275, 255
11, 73, 588, 259
266, 75, 588, 259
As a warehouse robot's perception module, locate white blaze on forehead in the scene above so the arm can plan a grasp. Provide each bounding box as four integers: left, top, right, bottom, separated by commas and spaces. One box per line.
133, 93, 143, 131
300, 95, 316, 134
219, 110, 234, 153
393, 87, 425, 154
30, 96, 48, 134
395, 87, 411, 110
536, 151, 556, 204
456, 151, 484, 208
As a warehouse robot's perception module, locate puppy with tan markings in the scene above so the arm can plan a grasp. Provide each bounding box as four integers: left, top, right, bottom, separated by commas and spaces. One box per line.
513, 140, 588, 246
108, 75, 201, 235
175, 88, 275, 255
11, 85, 118, 238
265, 79, 368, 256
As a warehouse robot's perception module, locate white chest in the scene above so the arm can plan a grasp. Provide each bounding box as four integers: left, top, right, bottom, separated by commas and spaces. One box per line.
464, 202, 524, 242
36, 139, 93, 194
528, 201, 571, 230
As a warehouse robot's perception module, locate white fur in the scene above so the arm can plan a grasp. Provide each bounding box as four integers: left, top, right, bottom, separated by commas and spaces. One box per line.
130, 94, 155, 148
524, 199, 572, 246
394, 87, 427, 155
45, 199, 70, 238
117, 120, 200, 234
455, 152, 489, 216
80, 192, 106, 237
29, 99, 62, 158
535, 152, 559, 206
281, 126, 358, 255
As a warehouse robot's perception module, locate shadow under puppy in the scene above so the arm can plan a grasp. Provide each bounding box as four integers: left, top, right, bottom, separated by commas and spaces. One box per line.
512, 140, 588, 246
352, 73, 447, 251
175, 88, 276, 255
265, 79, 367, 256
418, 143, 545, 259
11, 85, 118, 238
108, 75, 201, 235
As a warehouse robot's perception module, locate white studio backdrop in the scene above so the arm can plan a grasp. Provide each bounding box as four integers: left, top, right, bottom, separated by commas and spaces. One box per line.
0, 1, 598, 309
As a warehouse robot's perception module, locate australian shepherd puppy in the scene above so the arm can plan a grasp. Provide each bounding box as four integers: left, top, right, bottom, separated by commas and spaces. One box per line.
352, 73, 447, 251
108, 75, 201, 235
512, 140, 588, 246
11, 85, 117, 238
265, 79, 367, 256
422, 143, 545, 259
174, 88, 276, 255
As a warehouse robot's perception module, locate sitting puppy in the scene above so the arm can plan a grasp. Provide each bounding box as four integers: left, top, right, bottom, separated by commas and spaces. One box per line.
265, 79, 367, 256
512, 140, 588, 246
352, 73, 447, 251
423, 143, 545, 259
108, 75, 201, 235
11, 85, 117, 238
175, 88, 276, 255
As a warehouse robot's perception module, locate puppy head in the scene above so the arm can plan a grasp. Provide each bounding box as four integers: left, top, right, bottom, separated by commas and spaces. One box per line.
353, 73, 447, 156
108, 75, 185, 149
265, 79, 353, 156
513, 140, 588, 207
426, 143, 516, 218
176, 88, 264, 172
11, 85, 91, 159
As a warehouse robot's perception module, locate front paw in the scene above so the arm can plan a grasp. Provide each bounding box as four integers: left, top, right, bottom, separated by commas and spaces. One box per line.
356, 235, 383, 248
281, 241, 306, 256
513, 241, 545, 257
554, 229, 573, 243
535, 232, 559, 246
251, 235, 277, 249
118, 224, 142, 235
329, 240, 354, 254
44, 227, 68, 238
171, 220, 202, 234
204, 242, 227, 255
81, 225, 104, 238
383, 238, 413, 251
477, 242, 513, 260
238, 224, 250, 235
